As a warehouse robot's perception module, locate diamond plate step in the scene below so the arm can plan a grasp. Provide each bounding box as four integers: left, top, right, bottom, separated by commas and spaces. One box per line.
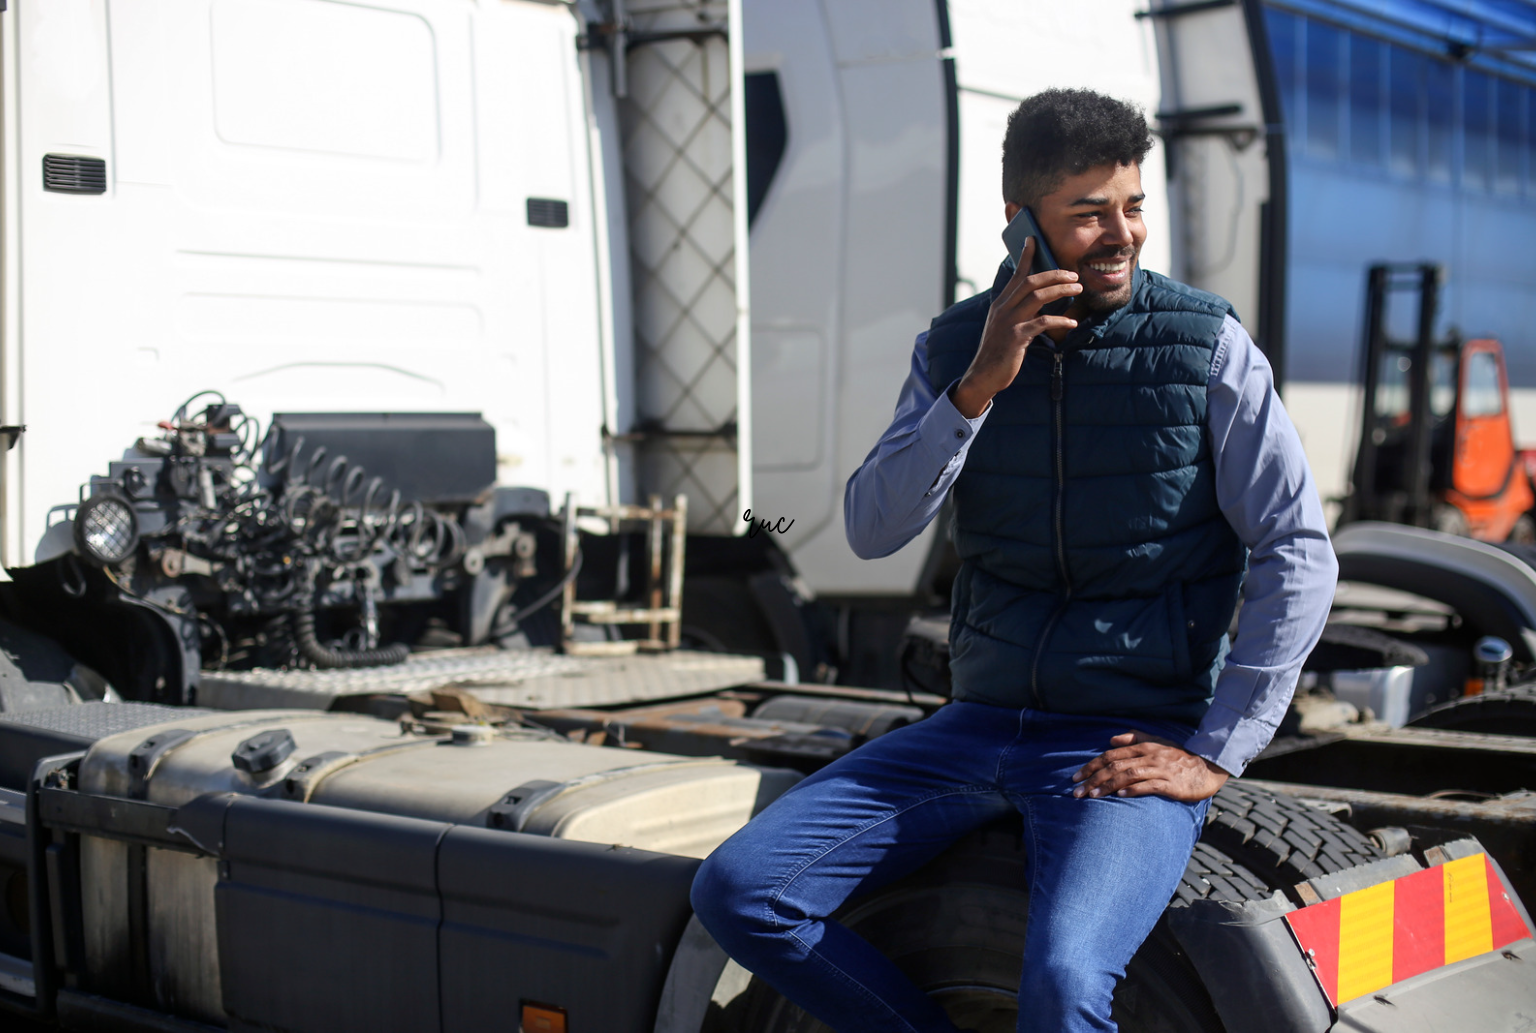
197, 648, 765, 712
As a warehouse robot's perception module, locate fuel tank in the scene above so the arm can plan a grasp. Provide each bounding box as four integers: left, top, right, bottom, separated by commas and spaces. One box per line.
66, 707, 795, 1022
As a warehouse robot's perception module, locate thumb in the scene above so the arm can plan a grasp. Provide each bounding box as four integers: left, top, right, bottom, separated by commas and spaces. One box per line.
1109, 731, 1145, 746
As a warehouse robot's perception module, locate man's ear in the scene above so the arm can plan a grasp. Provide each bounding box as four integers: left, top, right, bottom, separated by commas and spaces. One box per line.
1004, 202, 1021, 221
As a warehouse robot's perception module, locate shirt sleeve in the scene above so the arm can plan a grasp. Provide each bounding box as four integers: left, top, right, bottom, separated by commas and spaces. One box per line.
1183, 316, 1339, 776
844, 331, 990, 559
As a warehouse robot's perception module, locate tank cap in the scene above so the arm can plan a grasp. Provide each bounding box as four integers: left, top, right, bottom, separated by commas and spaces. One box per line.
451, 724, 495, 747
232, 729, 297, 775
1474, 636, 1513, 665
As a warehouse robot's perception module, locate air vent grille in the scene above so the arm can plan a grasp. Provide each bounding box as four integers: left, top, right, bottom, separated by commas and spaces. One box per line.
526, 198, 569, 229
43, 155, 107, 194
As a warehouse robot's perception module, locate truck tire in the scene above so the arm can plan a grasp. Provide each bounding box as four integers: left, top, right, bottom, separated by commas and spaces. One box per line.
1199, 781, 1385, 893
1408, 684, 1536, 736
719, 822, 1245, 1033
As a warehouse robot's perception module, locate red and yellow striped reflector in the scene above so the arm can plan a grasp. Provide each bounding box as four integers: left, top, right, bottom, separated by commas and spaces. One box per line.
1284, 853, 1532, 1005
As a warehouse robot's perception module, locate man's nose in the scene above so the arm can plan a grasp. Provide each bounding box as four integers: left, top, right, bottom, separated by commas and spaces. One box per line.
1100, 211, 1133, 247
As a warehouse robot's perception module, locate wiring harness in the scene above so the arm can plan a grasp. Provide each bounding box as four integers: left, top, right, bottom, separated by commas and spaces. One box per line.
108, 393, 479, 669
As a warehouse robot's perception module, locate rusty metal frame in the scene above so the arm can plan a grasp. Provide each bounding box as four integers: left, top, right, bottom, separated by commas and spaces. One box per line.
560, 492, 688, 655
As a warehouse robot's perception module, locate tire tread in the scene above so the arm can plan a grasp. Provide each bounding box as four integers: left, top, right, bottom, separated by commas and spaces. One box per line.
1199, 781, 1384, 891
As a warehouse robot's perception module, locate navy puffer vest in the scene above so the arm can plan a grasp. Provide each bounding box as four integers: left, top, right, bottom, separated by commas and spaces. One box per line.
926, 263, 1248, 724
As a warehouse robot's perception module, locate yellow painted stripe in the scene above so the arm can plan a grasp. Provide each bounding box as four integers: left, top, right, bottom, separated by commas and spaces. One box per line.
1443, 854, 1494, 965
1337, 880, 1396, 1003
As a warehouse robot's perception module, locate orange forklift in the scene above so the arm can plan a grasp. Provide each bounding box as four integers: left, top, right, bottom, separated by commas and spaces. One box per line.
1338, 263, 1536, 542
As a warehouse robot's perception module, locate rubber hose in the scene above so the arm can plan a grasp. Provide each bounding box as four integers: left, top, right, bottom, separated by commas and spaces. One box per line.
292, 606, 409, 669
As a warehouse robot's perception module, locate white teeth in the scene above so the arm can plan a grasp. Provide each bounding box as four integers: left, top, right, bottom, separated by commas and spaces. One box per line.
1089, 262, 1126, 273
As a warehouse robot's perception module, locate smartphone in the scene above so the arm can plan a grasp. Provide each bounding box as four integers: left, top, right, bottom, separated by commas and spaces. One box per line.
1001, 207, 1071, 316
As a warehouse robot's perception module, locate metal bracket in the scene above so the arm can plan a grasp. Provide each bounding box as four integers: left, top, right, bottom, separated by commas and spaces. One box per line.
486, 780, 566, 832
277, 751, 355, 803
35, 788, 208, 856
609, 420, 739, 444
560, 492, 687, 656
127, 729, 197, 799
1155, 104, 1261, 149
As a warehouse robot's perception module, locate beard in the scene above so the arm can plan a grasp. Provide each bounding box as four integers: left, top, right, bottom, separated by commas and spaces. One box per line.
1074, 247, 1139, 313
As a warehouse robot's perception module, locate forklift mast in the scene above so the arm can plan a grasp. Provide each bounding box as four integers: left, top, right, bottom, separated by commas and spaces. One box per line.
1341, 263, 1446, 530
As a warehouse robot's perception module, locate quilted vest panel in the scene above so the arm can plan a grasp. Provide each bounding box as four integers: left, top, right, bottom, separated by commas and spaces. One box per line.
924, 264, 1248, 723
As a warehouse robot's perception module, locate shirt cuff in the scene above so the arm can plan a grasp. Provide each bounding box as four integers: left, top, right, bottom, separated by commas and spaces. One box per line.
1183, 665, 1296, 778
920, 377, 988, 445
908, 382, 988, 494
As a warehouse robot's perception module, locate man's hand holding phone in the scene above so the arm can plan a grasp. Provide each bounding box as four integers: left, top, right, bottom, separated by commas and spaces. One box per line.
950, 236, 1081, 419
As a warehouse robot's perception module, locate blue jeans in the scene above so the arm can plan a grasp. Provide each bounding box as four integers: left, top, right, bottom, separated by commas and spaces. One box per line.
690, 702, 1210, 1033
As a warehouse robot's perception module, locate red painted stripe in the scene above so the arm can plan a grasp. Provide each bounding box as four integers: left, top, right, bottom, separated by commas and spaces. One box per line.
1487, 856, 1533, 950
1286, 896, 1343, 1004
1391, 864, 1445, 983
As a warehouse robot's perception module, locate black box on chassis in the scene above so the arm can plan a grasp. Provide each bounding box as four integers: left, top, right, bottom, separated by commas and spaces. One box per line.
265, 412, 497, 506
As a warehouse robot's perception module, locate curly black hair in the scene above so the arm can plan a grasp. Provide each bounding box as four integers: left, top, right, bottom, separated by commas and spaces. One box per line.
1002, 89, 1154, 207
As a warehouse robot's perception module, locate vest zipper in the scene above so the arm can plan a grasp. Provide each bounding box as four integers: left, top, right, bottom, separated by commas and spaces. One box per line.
1030, 348, 1072, 707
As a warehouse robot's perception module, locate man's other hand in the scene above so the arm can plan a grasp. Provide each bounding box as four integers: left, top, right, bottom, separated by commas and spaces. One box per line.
1071, 731, 1229, 802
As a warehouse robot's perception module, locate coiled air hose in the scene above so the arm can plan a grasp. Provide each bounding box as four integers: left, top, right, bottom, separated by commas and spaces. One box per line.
292, 604, 410, 669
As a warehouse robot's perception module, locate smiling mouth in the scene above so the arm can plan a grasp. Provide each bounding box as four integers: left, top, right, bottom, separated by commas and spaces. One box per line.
1080, 250, 1137, 285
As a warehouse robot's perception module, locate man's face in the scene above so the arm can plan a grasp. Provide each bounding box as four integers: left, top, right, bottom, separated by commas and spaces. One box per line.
1005, 162, 1146, 315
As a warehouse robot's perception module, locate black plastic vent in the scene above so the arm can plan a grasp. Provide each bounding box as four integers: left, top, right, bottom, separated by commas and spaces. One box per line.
744, 71, 788, 228
526, 198, 569, 228
43, 154, 107, 194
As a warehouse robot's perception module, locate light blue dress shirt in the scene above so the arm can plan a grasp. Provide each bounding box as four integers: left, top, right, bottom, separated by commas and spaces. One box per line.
844, 313, 1338, 776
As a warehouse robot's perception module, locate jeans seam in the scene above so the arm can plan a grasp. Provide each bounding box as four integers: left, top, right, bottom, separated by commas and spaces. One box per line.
995, 706, 1027, 785
765, 785, 997, 927
1018, 795, 1042, 909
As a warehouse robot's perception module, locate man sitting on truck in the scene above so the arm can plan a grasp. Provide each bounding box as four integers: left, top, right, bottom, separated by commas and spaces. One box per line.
691, 88, 1336, 1033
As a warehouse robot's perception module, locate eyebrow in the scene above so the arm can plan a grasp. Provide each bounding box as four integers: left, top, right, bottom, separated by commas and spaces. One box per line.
1066, 193, 1146, 207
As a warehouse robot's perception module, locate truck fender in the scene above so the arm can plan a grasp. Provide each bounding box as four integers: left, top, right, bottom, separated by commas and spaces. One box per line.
1167, 891, 1332, 1033
651, 914, 737, 1033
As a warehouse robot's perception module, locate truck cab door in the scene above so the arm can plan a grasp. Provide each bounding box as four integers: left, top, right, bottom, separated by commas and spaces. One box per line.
740, 0, 952, 591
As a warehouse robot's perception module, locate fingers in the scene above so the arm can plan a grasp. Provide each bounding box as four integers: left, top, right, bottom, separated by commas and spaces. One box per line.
1013, 313, 1079, 342
998, 236, 1079, 305
1074, 756, 1152, 798
1112, 780, 1174, 799
997, 270, 1082, 316
1070, 741, 1226, 803
1071, 741, 1153, 780
1071, 742, 1182, 798
1071, 745, 1144, 795
1108, 730, 1178, 749
1033, 280, 1086, 305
